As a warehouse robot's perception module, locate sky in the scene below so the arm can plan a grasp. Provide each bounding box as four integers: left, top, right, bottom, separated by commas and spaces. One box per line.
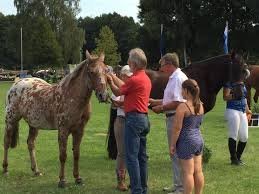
0, 0, 140, 22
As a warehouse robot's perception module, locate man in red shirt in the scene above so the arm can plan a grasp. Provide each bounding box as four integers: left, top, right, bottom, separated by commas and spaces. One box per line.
107, 48, 151, 194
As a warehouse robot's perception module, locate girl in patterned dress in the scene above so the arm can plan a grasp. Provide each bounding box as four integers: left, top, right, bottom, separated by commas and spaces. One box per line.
170, 79, 204, 194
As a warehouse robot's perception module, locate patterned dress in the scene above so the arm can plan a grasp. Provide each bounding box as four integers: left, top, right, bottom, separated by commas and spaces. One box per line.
176, 113, 204, 160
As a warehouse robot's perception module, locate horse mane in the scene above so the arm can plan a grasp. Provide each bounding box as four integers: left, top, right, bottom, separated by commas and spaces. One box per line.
59, 59, 89, 88
186, 54, 230, 68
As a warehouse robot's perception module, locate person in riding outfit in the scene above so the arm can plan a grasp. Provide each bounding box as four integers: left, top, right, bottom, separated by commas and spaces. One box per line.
223, 54, 251, 165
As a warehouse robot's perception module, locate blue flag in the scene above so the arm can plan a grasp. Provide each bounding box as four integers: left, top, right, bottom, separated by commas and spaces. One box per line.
223, 21, 228, 54
160, 24, 165, 57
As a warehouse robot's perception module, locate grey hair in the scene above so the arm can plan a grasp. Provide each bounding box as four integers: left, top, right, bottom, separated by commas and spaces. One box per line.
128, 48, 147, 69
160, 52, 179, 68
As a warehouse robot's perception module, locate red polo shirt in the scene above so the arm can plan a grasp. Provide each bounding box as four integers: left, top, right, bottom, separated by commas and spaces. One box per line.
120, 70, 151, 113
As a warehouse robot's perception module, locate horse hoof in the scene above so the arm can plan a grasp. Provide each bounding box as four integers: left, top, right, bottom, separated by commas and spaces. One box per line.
34, 171, 43, 176
58, 180, 66, 188
75, 178, 83, 185
3, 171, 8, 177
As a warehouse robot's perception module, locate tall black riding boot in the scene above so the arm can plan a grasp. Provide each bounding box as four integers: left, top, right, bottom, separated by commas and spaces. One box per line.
228, 138, 239, 165
236, 141, 247, 164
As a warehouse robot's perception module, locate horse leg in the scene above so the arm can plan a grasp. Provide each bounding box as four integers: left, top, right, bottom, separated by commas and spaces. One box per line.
253, 90, 259, 103
3, 114, 20, 175
27, 126, 41, 176
58, 129, 69, 188
72, 129, 84, 184
3, 125, 12, 175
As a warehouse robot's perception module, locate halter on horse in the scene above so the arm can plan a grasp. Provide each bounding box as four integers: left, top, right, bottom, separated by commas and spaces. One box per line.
146, 53, 249, 113
3, 51, 109, 187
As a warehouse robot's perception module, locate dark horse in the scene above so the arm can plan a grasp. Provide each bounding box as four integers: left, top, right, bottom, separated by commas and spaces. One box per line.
3, 51, 109, 187
146, 53, 248, 113
245, 65, 259, 109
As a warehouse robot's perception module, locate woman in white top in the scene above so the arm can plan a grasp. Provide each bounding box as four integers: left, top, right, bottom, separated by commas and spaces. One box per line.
112, 65, 133, 191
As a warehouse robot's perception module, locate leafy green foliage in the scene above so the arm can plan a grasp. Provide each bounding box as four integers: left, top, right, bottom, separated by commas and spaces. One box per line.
138, 0, 259, 66
12, 0, 84, 67
203, 145, 212, 164
23, 17, 62, 69
252, 103, 259, 113
0, 14, 19, 67
94, 26, 121, 67
78, 13, 139, 65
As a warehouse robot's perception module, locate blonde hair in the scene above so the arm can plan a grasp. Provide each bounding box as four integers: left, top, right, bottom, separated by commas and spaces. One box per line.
182, 79, 202, 114
128, 48, 147, 69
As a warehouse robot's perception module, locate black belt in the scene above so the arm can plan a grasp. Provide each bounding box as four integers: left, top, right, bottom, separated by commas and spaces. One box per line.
166, 113, 175, 117
117, 115, 125, 119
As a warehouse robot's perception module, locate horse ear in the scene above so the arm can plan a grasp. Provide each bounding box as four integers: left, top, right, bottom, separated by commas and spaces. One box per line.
85, 50, 91, 60
99, 53, 105, 62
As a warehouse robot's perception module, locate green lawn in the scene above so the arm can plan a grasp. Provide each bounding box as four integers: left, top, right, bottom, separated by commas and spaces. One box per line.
0, 81, 258, 194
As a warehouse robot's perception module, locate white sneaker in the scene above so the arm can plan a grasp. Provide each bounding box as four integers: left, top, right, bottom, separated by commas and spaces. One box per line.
163, 186, 175, 192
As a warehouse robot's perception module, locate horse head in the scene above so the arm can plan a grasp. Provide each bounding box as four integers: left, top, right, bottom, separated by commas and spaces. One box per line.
85, 51, 109, 103
230, 52, 250, 82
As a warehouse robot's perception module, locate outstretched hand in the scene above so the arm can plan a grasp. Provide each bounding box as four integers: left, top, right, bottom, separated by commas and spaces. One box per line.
152, 105, 163, 114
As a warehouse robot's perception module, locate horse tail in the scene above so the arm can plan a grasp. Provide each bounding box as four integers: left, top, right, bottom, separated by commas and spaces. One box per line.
10, 122, 19, 148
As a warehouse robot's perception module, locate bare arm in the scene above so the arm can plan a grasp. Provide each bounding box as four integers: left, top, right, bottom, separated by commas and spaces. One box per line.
110, 73, 125, 88
245, 99, 252, 114
170, 103, 185, 157
223, 87, 233, 101
107, 75, 121, 96
149, 98, 163, 106
111, 99, 124, 107
152, 101, 182, 114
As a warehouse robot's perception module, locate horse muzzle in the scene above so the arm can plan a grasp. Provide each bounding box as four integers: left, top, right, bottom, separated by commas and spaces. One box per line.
95, 90, 109, 103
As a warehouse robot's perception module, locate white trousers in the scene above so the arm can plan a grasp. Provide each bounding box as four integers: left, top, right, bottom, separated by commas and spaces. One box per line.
224, 109, 248, 142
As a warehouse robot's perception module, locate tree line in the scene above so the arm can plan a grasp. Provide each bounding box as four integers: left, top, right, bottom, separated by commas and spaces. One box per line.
1, 0, 259, 71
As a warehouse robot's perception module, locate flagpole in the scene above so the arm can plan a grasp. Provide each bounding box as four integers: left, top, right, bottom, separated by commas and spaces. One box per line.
20, 27, 23, 77
160, 24, 163, 58
223, 21, 228, 54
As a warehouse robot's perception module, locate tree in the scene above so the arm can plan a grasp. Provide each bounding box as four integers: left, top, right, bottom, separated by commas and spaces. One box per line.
138, 0, 259, 66
59, 12, 85, 64
78, 12, 139, 65
25, 17, 62, 69
0, 14, 20, 69
94, 26, 121, 67
13, 0, 84, 66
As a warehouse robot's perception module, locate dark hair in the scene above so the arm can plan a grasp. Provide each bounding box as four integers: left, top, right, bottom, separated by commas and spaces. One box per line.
182, 79, 201, 114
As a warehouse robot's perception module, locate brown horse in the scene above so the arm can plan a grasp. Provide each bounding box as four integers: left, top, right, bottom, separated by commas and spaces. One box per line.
146, 54, 248, 113
2, 51, 109, 187
245, 65, 259, 109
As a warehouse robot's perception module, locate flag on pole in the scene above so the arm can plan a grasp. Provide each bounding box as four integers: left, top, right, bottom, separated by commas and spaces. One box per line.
160, 24, 165, 58
223, 21, 228, 54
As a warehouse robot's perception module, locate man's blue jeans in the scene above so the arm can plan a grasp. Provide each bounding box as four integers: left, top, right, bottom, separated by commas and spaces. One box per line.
125, 112, 150, 194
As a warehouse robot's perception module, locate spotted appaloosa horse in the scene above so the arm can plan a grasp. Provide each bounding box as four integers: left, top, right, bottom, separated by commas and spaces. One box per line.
146, 53, 248, 113
3, 51, 109, 187
245, 65, 259, 109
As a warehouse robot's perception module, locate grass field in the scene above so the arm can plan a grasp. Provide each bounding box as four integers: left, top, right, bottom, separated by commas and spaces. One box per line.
0, 81, 259, 194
